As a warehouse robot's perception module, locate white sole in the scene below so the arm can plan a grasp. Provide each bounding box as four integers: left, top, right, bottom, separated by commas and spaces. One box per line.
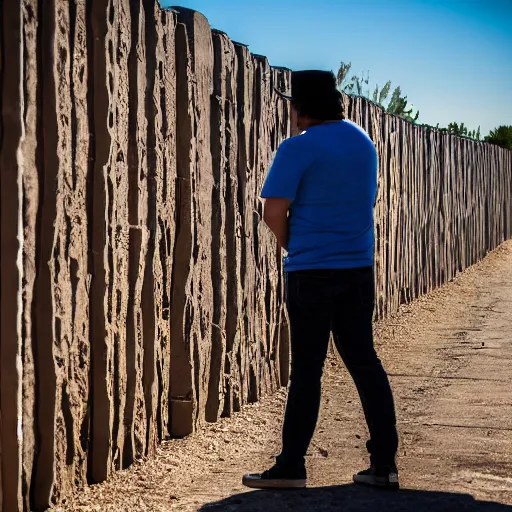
353, 474, 400, 489
242, 475, 307, 489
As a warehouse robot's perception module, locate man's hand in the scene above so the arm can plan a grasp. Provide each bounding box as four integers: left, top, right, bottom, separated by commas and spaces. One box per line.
262, 198, 291, 251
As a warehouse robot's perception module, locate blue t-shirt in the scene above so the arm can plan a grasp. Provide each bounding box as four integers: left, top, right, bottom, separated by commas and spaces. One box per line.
261, 120, 377, 272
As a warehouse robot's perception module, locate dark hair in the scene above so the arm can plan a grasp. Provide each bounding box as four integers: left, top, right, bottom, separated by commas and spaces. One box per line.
293, 90, 344, 121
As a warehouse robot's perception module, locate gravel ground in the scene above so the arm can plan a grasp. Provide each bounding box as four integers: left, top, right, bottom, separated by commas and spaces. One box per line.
54, 241, 512, 512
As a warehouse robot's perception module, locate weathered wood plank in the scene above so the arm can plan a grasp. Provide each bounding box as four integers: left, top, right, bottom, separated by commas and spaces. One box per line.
217, 33, 241, 419
89, 0, 113, 485
124, 0, 149, 468
234, 42, 257, 406
0, 1, 24, 509
207, 29, 232, 422
170, 7, 214, 435
151, 3, 177, 443
19, 0, 40, 508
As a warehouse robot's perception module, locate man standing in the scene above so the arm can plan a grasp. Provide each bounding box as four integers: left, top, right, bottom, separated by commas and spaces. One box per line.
243, 71, 399, 490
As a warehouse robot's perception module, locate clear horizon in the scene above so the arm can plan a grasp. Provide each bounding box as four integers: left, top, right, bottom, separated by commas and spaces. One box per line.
161, 0, 511, 137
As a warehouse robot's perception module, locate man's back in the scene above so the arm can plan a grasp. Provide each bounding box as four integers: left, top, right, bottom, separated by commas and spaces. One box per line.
261, 119, 377, 271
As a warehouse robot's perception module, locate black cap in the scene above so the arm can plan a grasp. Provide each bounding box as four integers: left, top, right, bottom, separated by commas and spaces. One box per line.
275, 70, 343, 121
275, 70, 338, 102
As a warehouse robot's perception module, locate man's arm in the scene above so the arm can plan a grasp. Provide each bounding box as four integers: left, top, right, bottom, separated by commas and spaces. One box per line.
260, 136, 312, 251
262, 198, 291, 251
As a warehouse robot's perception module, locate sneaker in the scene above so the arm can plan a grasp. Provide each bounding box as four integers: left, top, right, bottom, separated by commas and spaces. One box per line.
242, 463, 307, 489
353, 465, 399, 490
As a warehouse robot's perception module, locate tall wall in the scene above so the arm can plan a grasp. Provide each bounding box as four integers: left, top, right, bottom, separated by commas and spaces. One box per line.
0, 2, 291, 510
0, 1, 510, 510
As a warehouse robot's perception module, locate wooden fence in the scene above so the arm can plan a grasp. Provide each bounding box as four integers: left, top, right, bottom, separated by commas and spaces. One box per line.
0, 1, 510, 510
344, 97, 512, 316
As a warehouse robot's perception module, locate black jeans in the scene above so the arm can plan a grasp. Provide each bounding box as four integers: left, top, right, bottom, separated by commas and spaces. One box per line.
278, 267, 398, 469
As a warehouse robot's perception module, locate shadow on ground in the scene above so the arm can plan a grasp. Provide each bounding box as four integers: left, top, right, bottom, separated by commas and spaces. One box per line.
199, 484, 512, 511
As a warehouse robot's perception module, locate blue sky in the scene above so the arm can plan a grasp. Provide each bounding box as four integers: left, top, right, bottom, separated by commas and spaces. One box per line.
161, 0, 512, 135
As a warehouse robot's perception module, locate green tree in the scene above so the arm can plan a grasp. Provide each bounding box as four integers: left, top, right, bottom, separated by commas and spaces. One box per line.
378, 80, 392, 105
337, 62, 371, 96
387, 86, 419, 122
447, 122, 468, 137
438, 122, 481, 141
336, 61, 419, 123
336, 61, 352, 91
484, 125, 512, 150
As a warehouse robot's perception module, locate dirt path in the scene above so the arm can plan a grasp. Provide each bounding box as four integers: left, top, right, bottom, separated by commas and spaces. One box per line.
55, 241, 512, 512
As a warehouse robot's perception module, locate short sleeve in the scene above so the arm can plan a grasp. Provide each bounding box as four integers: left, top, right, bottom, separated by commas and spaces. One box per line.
260, 136, 314, 201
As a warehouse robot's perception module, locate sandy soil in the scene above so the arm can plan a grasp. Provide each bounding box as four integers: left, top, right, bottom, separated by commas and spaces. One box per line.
54, 241, 512, 512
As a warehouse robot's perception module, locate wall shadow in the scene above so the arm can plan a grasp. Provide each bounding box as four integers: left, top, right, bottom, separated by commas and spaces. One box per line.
199, 483, 512, 511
